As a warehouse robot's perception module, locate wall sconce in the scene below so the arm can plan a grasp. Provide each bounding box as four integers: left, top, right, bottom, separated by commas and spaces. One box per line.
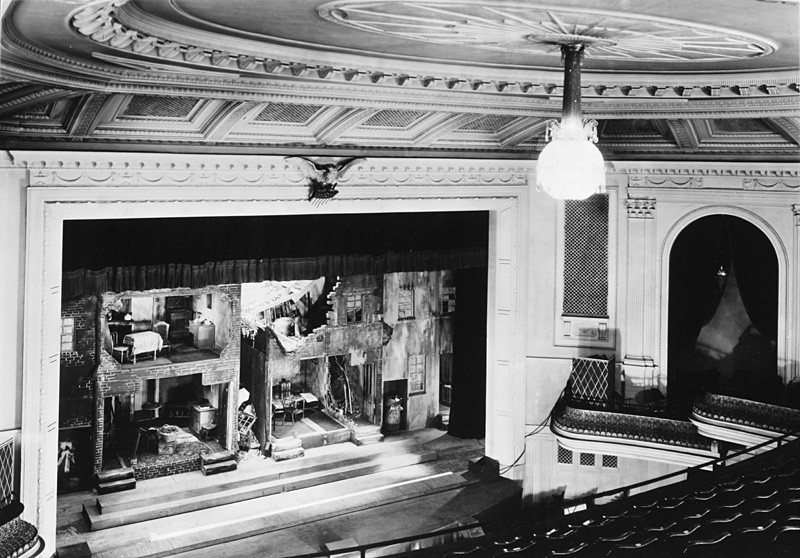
537, 44, 606, 200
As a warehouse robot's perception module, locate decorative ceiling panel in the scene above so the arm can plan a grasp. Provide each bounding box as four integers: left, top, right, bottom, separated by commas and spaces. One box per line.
600, 119, 666, 138
320, 2, 776, 62
361, 110, 426, 129
0, 96, 85, 136
97, 98, 229, 139
254, 103, 323, 124
693, 119, 792, 146
710, 119, 775, 135
0, 1, 797, 160
457, 115, 518, 133
122, 95, 201, 119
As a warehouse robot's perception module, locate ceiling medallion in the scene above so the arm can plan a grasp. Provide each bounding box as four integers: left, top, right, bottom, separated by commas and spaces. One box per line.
319, 1, 777, 62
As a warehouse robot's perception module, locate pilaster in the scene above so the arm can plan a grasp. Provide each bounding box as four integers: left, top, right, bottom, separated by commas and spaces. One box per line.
791, 204, 800, 381
622, 197, 661, 401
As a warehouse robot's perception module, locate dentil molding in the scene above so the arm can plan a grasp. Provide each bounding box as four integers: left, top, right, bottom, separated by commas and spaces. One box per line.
6, 151, 532, 188
4, 0, 798, 115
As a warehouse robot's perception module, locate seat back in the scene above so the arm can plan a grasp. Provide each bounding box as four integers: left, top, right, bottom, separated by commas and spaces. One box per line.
153, 321, 169, 341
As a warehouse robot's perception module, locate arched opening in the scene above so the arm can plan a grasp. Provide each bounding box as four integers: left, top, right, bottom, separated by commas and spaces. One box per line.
56, 211, 490, 490
23, 165, 528, 551
667, 214, 780, 415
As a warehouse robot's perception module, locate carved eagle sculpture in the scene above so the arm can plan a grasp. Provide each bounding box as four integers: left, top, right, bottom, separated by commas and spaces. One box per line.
286, 156, 365, 204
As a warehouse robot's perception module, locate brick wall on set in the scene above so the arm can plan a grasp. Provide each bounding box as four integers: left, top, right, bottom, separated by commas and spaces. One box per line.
61, 295, 97, 368
92, 285, 242, 474
61, 296, 97, 434
132, 454, 201, 480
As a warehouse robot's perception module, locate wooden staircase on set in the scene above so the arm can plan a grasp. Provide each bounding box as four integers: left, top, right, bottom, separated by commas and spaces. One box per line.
200, 450, 237, 475
94, 468, 136, 495
352, 423, 384, 446
82, 441, 437, 531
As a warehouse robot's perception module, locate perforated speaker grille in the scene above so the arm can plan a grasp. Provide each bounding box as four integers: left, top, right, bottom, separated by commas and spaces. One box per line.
458, 114, 516, 132
712, 118, 772, 134
362, 110, 425, 128
570, 356, 614, 403
124, 95, 199, 118
563, 195, 608, 317
255, 103, 321, 123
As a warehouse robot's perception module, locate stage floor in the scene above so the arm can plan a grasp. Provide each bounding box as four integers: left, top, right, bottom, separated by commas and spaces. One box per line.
56, 429, 503, 558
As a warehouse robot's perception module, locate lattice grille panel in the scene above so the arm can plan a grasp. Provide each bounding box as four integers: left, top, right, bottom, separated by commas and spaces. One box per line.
21, 102, 54, 118
255, 103, 321, 123
712, 118, 772, 134
563, 195, 608, 317
362, 110, 424, 128
458, 114, 515, 132
570, 356, 614, 403
579, 452, 596, 467
601, 119, 662, 136
123, 95, 199, 118
557, 444, 573, 464
0, 438, 13, 507
602, 455, 618, 468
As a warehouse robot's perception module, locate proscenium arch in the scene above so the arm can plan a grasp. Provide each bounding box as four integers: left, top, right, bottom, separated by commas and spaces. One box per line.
659, 205, 789, 391
19, 154, 532, 552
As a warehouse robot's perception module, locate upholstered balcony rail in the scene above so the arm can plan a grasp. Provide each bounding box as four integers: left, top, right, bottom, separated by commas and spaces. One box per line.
693, 391, 800, 436
552, 402, 713, 451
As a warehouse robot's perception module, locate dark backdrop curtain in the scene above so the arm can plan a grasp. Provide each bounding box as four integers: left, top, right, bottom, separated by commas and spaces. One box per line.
62, 248, 488, 298
62, 212, 490, 297
729, 218, 778, 342
447, 266, 488, 439
668, 215, 732, 359
667, 215, 779, 411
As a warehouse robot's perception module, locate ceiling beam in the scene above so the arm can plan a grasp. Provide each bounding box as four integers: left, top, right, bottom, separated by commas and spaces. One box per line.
766, 117, 800, 145
665, 120, 700, 150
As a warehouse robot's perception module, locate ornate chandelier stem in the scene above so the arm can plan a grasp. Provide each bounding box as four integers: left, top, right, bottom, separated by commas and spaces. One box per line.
561, 43, 585, 127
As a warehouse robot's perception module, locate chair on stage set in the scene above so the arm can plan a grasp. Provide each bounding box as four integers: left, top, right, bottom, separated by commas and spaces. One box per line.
111, 332, 129, 364
153, 321, 171, 355
281, 398, 305, 425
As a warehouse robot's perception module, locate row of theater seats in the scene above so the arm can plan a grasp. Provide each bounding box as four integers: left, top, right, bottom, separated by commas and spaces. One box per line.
397, 439, 800, 558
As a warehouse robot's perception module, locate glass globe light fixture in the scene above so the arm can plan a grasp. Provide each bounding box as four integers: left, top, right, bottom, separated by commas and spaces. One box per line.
537, 44, 606, 200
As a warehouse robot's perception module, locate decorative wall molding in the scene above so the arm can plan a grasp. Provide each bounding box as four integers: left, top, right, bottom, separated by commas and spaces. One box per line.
614, 163, 800, 178
8, 152, 533, 189
793, 203, 800, 226
625, 198, 656, 219
629, 175, 702, 189
743, 178, 800, 190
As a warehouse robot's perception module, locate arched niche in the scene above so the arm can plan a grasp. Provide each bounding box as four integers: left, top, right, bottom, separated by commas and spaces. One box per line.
660, 206, 789, 406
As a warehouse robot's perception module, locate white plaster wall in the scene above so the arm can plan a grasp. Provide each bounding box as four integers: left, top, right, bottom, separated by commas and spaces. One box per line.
525, 432, 685, 506
0, 156, 26, 431
522, 163, 800, 510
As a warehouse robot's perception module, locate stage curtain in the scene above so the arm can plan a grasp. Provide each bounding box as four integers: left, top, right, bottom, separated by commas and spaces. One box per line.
447, 266, 488, 439
61, 247, 488, 297
729, 218, 778, 342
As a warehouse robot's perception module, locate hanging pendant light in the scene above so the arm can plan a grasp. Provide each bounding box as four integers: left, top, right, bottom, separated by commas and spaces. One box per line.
537, 44, 606, 200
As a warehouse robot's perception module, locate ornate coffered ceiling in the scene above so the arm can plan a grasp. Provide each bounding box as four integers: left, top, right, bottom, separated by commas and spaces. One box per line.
0, 0, 797, 160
